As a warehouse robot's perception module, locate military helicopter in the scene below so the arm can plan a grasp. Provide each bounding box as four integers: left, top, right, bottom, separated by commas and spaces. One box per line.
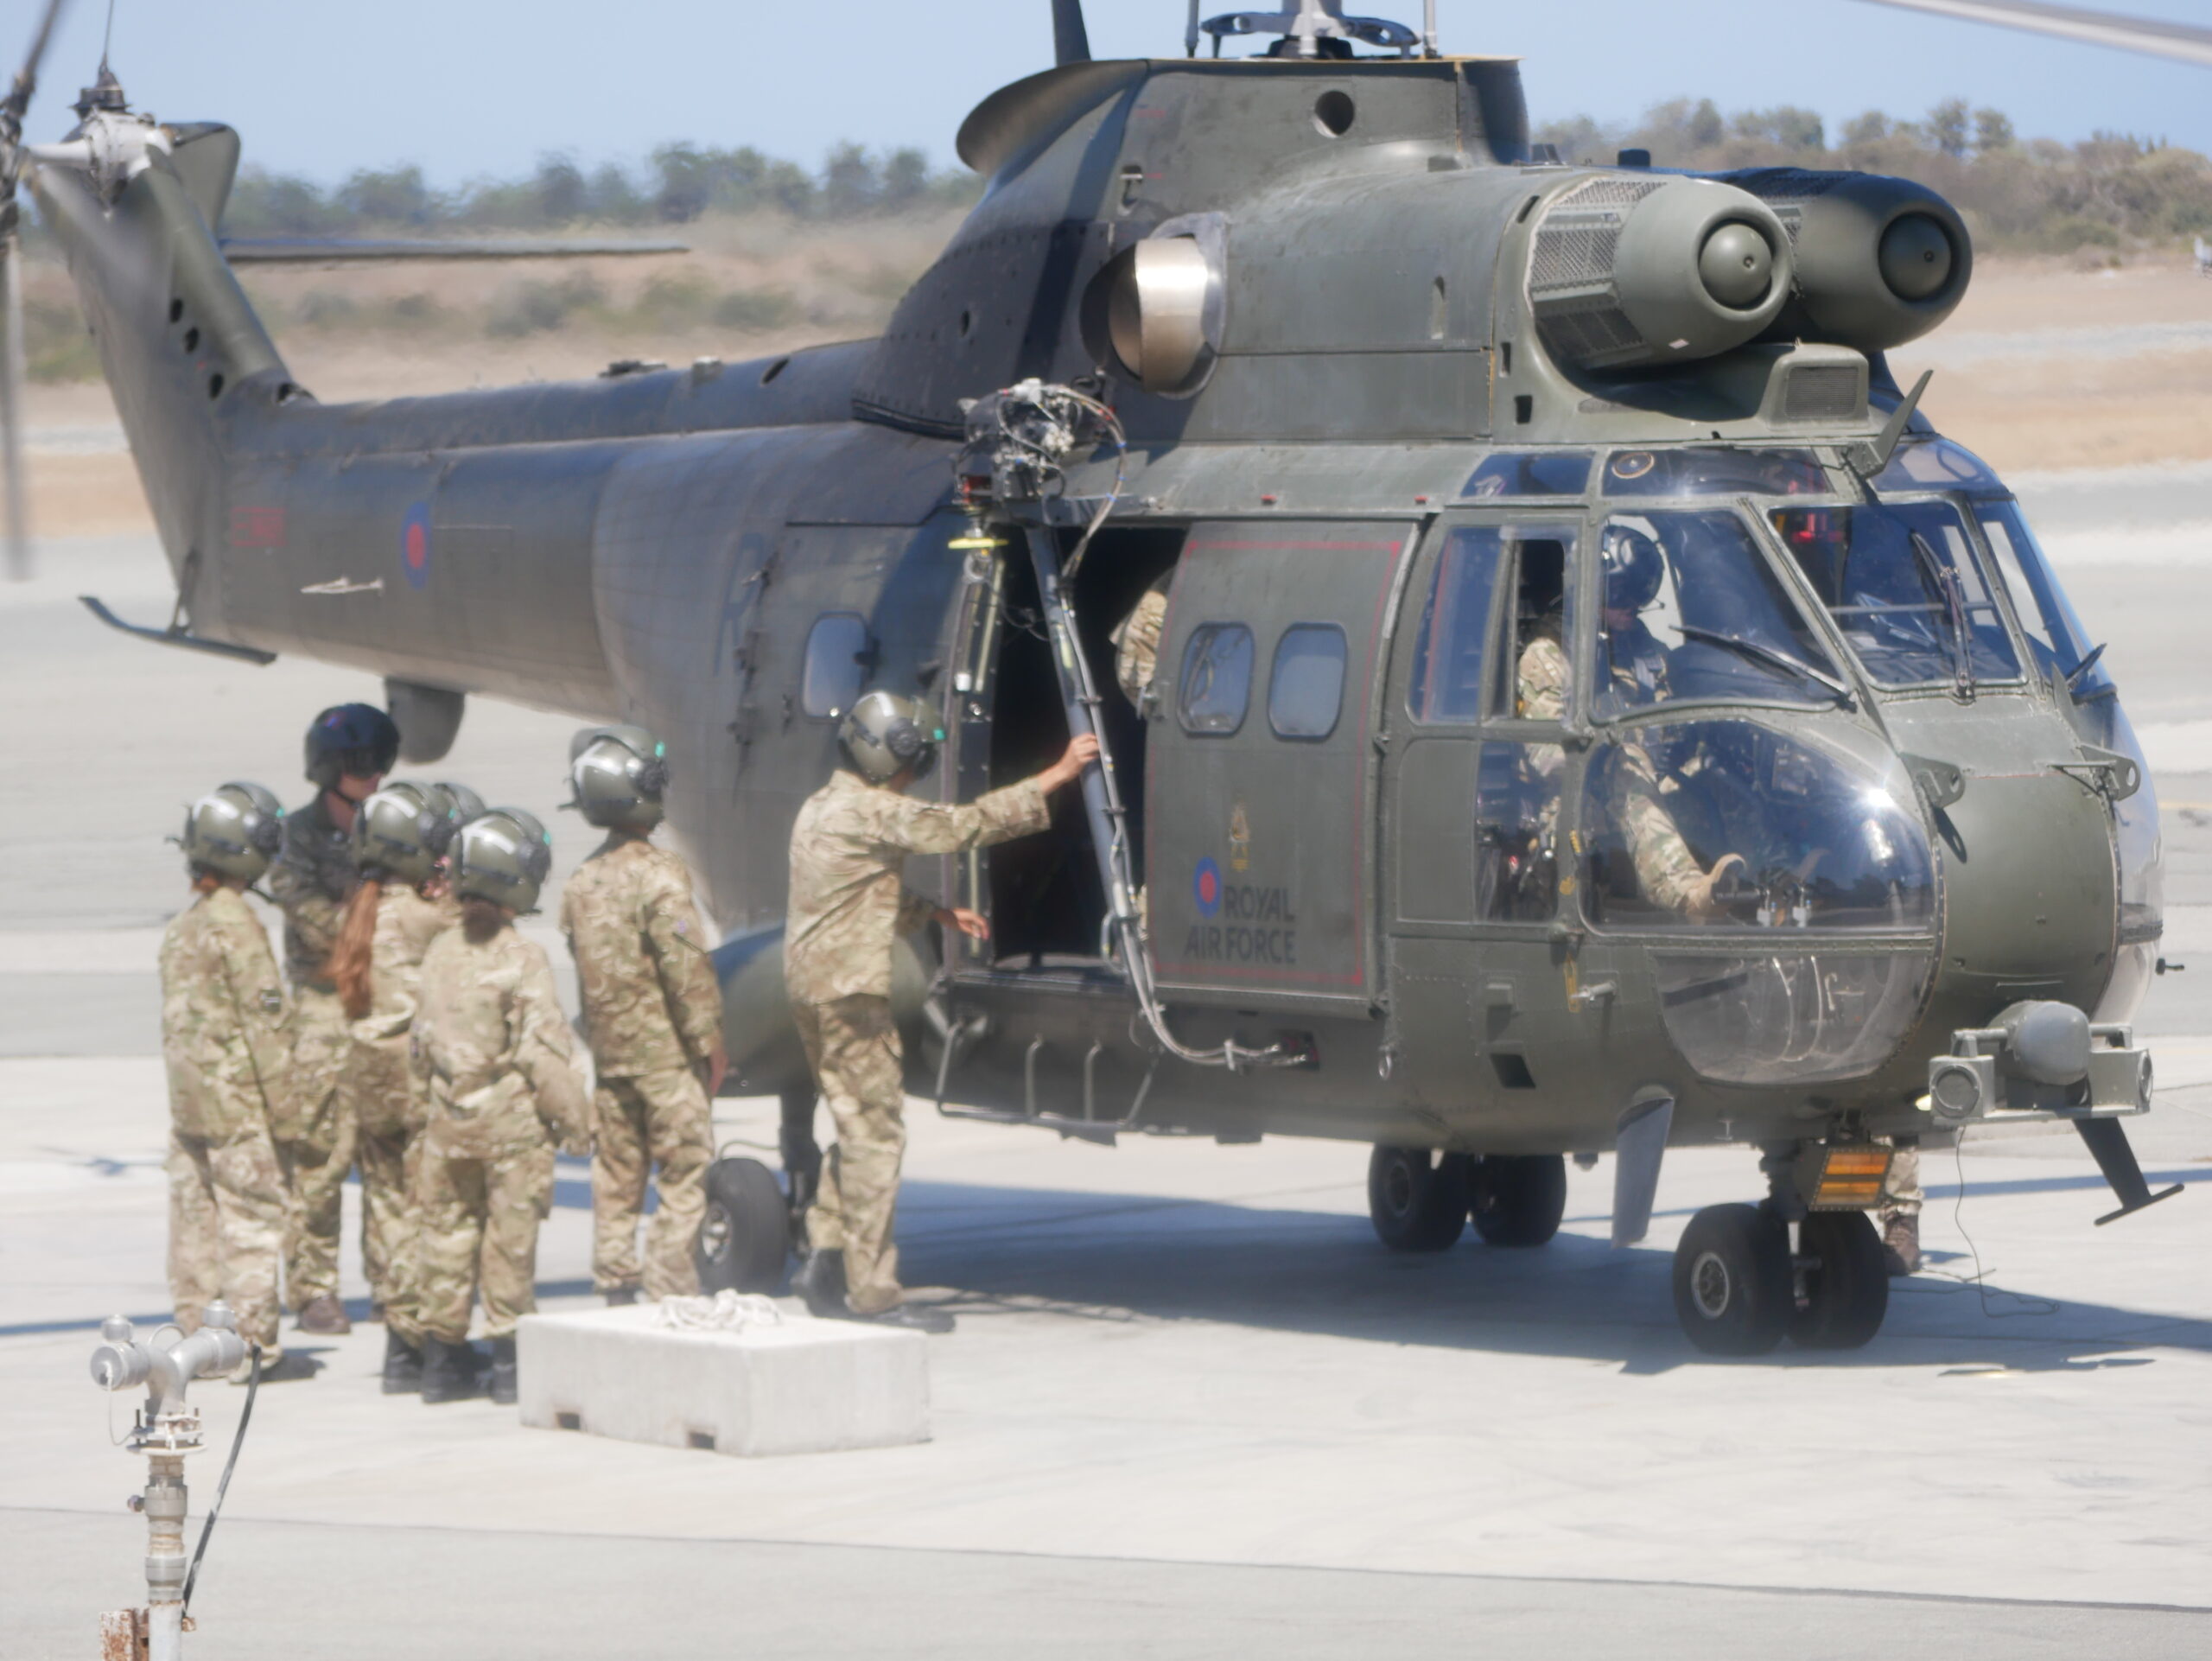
6, 0, 2196, 1355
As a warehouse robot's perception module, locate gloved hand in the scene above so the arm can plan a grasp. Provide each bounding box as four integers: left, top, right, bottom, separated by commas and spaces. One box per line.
1685, 853, 1748, 920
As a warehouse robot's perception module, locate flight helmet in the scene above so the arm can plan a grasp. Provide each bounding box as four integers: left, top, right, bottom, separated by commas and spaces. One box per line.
305, 703, 401, 790
1600, 523, 1666, 614
178, 782, 285, 883
450, 808, 554, 913
569, 725, 671, 830
427, 781, 486, 830
352, 781, 454, 886
839, 691, 943, 786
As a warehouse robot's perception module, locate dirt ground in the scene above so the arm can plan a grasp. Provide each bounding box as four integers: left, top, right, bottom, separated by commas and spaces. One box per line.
16, 251, 2212, 539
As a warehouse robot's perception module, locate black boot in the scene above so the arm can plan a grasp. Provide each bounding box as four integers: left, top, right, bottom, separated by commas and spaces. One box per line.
419, 1336, 486, 1403
381, 1330, 424, 1396
488, 1335, 518, 1406
604, 1288, 639, 1308
853, 1302, 956, 1335
792, 1247, 848, 1318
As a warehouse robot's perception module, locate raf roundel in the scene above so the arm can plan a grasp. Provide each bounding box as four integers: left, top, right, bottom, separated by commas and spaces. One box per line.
399, 502, 433, 591
1192, 856, 1223, 918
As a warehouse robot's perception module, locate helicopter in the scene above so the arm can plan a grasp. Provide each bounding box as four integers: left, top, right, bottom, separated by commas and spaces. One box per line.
4, 0, 2196, 1355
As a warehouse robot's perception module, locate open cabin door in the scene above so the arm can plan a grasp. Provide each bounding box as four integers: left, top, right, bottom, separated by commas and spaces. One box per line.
1145, 521, 1413, 1008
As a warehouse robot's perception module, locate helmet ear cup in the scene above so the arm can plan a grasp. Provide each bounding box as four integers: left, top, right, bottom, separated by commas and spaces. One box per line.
250, 818, 283, 858
634, 758, 671, 798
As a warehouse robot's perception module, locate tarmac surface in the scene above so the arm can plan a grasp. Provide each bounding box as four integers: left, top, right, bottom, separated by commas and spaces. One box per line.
3, 484, 2211, 1656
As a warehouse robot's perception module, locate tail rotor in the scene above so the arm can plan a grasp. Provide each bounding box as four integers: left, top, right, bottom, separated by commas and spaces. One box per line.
1, 0, 73, 582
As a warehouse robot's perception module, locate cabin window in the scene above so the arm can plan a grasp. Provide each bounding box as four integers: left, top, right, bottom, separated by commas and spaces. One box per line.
1268, 625, 1347, 740
1177, 623, 1254, 735
1408, 528, 1508, 723
800, 613, 871, 718
1603, 447, 1827, 500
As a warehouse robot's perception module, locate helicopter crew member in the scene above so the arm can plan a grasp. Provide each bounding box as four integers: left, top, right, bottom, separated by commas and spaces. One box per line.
325, 781, 471, 1393
410, 809, 589, 1405
270, 703, 401, 1334
1879, 1137, 1922, 1275
1516, 534, 1743, 920
786, 692, 1098, 1333
559, 727, 728, 1306
160, 783, 305, 1382
1111, 570, 1173, 710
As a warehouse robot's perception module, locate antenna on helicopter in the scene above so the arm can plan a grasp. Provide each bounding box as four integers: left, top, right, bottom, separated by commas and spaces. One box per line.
1052, 0, 1091, 66
0, 0, 73, 583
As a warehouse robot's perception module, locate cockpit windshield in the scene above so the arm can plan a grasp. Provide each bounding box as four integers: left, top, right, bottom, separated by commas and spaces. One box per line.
1770, 501, 2022, 689
1871, 436, 2003, 496
1603, 447, 1828, 500
1593, 510, 1847, 717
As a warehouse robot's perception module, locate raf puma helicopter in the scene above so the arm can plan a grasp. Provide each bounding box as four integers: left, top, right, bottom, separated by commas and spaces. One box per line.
8, 0, 2196, 1354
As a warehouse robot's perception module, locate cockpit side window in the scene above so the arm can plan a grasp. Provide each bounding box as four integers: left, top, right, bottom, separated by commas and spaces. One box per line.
1976, 501, 2109, 695
1500, 533, 1576, 723
1592, 510, 1843, 719
1771, 501, 2022, 689
1408, 527, 1508, 723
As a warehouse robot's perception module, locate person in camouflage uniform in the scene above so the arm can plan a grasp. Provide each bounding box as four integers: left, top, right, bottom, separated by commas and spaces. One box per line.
786, 691, 1096, 1332
1111, 570, 1173, 710
558, 726, 727, 1304
269, 703, 400, 1333
1514, 534, 1742, 920
1879, 1136, 1922, 1275
327, 781, 473, 1391
410, 808, 589, 1405
160, 782, 307, 1380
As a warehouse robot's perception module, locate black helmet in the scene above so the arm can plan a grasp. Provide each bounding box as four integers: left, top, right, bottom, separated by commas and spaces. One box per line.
838, 691, 942, 786
178, 782, 285, 882
568, 725, 671, 830
304, 703, 401, 790
1600, 523, 1665, 614
451, 808, 554, 913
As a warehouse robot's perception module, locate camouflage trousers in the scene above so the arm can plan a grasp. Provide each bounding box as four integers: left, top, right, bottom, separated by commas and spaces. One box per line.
280, 985, 356, 1307
412, 1143, 556, 1342
591, 1066, 712, 1300
361, 1124, 427, 1343
1880, 1137, 1923, 1222
346, 1037, 423, 1317
168, 1127, 288, 1350
794, 995, 907, 1316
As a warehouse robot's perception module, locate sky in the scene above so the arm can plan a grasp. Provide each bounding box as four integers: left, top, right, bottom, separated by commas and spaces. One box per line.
16, 0, 2212, 184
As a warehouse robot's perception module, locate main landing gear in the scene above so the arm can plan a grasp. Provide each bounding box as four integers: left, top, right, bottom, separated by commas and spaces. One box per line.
1672, 1200, 1888, 1357
1367, 1147, 1567, 1252
696, 1085, 821, 1295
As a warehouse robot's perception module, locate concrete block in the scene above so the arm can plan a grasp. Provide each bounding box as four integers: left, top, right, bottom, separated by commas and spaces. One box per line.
516, 1305, 929, 1457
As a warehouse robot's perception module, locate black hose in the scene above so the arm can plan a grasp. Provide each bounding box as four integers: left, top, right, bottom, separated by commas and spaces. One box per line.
182, 1342, 261, 1610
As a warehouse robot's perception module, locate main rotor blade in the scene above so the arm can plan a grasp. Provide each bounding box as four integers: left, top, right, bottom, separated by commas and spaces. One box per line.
1052, 0, 1092, 66
1856, 0, 2212, 67
3, 0, 72, 136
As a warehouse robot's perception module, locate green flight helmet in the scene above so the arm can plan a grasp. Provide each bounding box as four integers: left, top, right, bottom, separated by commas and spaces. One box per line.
351, 782, 449, 886
568, 724, 671, 830
178, 781, 285, 883
838, 691, 944, 786
451, 807, 554, 913
429, 780, 486, 829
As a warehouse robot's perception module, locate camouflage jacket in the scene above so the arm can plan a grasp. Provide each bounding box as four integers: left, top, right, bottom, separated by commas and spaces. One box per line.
785, 768, 1049, 1004
560, 835, 721, 1077
412, 924, 590, 1161
346, 884, 460, 1133
159, 886, 295, 1143
1111, 574, 1172, 708
270, 792, 358, 991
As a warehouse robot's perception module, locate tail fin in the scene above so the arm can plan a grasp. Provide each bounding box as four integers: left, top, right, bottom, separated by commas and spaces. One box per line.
30, 95, 296, 588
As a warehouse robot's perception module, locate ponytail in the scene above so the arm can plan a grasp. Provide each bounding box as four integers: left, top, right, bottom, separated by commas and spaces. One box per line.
328, 877, 384, 1021
461, 898, 506, 945
190, 869, 226, 895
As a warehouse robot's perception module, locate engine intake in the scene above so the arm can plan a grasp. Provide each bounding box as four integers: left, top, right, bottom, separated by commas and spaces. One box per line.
1527, 175, 1795, 372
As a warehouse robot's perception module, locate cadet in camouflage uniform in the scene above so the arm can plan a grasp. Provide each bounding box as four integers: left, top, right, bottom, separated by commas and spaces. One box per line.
1515, 531, 1743, 920
268, 703, 399, 1333
410, 809, 590, 1405
787, 692, 1096, 1332
160, 782, 306, 1379
1879, 1136, 1922, 1276
558, 726, 727, 1304
326, 780, 472, 1392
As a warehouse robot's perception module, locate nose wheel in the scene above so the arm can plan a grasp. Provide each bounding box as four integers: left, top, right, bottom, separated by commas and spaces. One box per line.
1672, 1202, 1890, 1355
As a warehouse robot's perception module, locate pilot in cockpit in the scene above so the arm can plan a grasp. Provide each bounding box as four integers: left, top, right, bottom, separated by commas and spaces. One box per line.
1598, 522, 1673, 704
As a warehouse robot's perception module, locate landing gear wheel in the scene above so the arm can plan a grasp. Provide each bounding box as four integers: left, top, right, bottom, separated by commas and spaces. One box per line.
1468, 1154, 1567, 1247
696, 1156, 791, 1294
1673, 1203, 1793, 1356
1367, 1147, 1472, 1251
1789, 1210, 1889, 1350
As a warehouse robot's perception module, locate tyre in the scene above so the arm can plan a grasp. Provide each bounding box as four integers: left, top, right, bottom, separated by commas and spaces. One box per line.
696, 1156, 791, 1295
1468, 1154, 1568, 1247
1789, 1210, 1889, 1350
1367, 1147, 1472, 1251
1672, 1203, 1792, 1357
